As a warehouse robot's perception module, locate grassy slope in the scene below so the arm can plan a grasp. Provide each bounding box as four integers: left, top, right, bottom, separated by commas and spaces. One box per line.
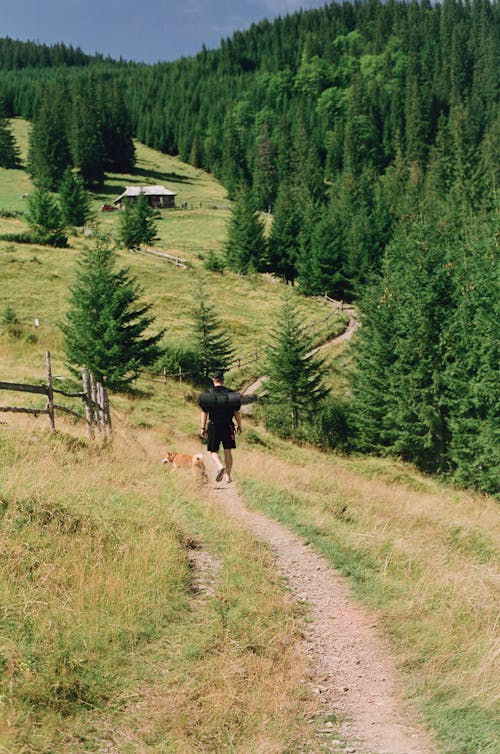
0, 119, 498, 754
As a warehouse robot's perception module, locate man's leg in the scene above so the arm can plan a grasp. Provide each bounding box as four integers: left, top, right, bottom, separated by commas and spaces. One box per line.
210, 451, 225, 480
223, 448, 233, 482
207, 425, 225, 481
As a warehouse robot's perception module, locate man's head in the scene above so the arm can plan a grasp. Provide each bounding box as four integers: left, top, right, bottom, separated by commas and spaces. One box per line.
212, 369, 224, 384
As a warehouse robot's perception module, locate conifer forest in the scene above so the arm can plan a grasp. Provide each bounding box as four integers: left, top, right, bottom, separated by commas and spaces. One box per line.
0, 0, 498, 494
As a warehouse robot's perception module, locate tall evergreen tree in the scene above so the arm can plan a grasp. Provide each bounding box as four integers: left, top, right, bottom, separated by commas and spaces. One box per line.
61, 242, 164, 390
118, 192, 158, 249
262, 296, 328, 433
224, 186, 267, 273
0, 116, 21, 168
190, 284, 234, 380
58, 167, 91, 227
28, 88, 71, 190
26, 188, 67, 247
69, 88, 105, 186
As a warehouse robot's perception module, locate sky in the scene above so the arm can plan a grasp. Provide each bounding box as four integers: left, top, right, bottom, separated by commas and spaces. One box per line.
0, 0, 329, 64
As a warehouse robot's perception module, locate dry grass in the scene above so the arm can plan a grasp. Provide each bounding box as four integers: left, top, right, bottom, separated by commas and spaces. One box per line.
0, 410, 319, 753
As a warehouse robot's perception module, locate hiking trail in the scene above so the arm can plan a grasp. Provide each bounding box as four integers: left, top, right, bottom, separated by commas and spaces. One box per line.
209, 479, 437, 754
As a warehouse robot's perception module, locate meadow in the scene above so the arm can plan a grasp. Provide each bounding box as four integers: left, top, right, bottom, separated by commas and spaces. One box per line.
0, 120, 498, 753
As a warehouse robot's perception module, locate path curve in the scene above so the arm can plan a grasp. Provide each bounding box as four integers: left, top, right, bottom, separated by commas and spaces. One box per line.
240, 304, 359, 413
211, 481, 437, 754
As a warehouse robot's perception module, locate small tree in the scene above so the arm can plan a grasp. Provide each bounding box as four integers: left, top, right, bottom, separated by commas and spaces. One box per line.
119, 192, 158, 250
262, 296, 328, 433
26, 188, 67, 247
58, 167, 91, 227
61, 242, 164, 391
190, 284, 234, 381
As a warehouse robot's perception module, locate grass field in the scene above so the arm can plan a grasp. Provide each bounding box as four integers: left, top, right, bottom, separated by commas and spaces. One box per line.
1, 119, 498, 754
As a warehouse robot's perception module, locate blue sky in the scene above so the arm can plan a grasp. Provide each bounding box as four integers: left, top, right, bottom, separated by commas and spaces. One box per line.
0, 0, 329, 64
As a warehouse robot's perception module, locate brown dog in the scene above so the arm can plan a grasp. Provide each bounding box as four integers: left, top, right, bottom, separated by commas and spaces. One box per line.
162, 451, 205, 474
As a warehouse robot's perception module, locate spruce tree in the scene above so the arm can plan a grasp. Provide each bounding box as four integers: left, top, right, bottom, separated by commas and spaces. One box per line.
225, 186, 267, 273
190, 284, 234, 380
61, 242, 164, 390
263, 296, 328, 433
58, 167, 91, 227
69, 88, 105, 186
0, 117, 21, 168
26, 188, 67, 247
119, 192, 158, 250
28, 88, 71, 190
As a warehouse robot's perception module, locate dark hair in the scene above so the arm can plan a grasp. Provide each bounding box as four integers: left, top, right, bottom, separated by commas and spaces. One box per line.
213, 369, 224, 381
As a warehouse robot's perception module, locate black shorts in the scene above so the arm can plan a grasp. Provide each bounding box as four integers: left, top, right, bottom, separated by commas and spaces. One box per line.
206, 422, 236, 452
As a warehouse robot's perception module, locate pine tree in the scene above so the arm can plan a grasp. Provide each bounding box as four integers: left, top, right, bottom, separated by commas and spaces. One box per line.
28, 88, 71, 190
61, 242, 164, 390
268, 178, 304, 283
297, 208, 349, 298
58, 167, 91, 227
225, 186, 267, 273
69, 88, 105, 186
0, 116, 21, 168
263, 296, 328, 433
26, 188, 67, 247
444, 212, 500, 494
119, 192, 158, 250
190, 285, 234, 380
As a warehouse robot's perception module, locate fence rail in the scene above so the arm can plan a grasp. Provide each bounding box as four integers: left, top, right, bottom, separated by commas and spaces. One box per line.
129, 246, 188, 269
0, 352, 111, 439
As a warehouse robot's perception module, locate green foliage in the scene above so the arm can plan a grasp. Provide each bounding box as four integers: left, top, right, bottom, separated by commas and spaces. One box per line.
26, 188, 67, 247
262, 296, 328, 432
58, 167, 91, 227
0, 116, 21, 168
1, 304, 19, 325
60, 241, 164, 390
224, 186, 267, 273
203, 249, 226, 273
27, 87, 71, 190
118, 192, 158, 249
351, 202, 499, 495
190, 284, 234, 381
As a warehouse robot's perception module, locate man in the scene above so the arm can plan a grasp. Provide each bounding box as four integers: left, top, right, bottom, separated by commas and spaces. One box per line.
200, 369, 242, 483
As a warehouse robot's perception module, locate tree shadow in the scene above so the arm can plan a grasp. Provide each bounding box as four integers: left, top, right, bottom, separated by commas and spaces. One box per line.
132, 167, 193, 185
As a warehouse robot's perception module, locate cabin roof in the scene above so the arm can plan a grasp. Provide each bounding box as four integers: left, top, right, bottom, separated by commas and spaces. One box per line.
114, 185, 177, 201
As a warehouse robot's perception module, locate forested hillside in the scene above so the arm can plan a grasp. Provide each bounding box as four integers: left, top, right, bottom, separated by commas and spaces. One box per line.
0, 0, 498, 493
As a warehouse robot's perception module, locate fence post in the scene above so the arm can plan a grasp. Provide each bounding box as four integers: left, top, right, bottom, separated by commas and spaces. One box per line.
82, 369, 95, 439
178, 366, 182, 383
163, 366, 167, 384
90, 373, 101, 431
102, 384, 112, 438
45, 351, 55, 432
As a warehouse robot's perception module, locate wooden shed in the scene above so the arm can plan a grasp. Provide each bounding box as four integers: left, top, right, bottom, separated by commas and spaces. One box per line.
114, 185, 176, 209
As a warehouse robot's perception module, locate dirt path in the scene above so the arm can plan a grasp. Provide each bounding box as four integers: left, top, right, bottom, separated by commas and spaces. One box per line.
210, 481, 437, 754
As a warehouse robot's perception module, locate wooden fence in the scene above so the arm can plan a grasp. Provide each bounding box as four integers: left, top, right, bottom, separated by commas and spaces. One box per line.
129, 246, 189, 269
0, 352, 112, 439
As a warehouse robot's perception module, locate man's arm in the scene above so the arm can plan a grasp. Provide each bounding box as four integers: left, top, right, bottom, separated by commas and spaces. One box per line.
200, 410, 208, 437
234, 409, 242, 433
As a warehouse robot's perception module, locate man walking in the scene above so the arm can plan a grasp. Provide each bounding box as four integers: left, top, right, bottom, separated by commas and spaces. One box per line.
200, 370, 242, 483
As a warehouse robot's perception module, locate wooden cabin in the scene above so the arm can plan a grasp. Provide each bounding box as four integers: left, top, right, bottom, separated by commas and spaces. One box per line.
113, 185, 176, 209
